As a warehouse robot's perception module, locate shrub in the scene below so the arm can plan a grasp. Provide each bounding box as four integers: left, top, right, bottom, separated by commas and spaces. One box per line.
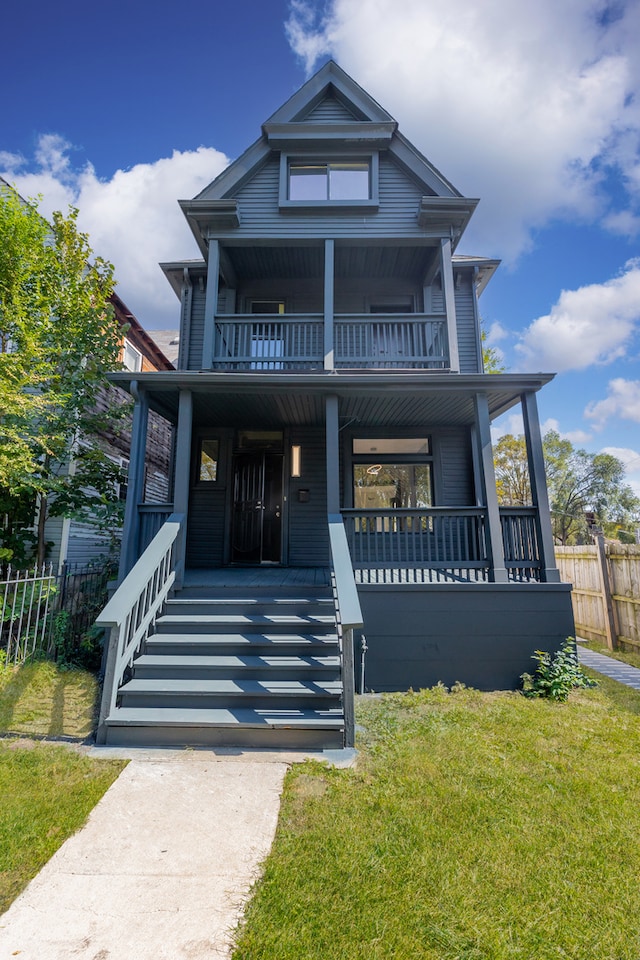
521, 638, 598, 702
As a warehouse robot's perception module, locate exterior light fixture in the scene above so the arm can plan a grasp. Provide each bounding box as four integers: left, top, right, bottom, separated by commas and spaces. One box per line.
291, 445, 302, 478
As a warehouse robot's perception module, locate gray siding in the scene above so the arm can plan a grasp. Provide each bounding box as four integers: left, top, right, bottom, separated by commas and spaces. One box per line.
302, 95, 358, 123
238, 279, 323, 313
455, 271, 481, 373
230, 155, 426, 238
186, 285, 206, 370
186, 487, 227, 567
357, 582, 575, 692
65, 520, 113, 567
436, 427, 473, 505
288, 428, 329, 566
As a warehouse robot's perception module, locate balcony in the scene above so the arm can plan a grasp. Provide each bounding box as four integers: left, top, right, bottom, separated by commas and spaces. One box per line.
210, 313, 449, 371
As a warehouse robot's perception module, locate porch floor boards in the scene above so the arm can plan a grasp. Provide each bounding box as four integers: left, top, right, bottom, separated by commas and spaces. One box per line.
182, 567, 331, 589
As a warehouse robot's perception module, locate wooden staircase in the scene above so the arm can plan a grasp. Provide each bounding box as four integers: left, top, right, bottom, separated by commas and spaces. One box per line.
102, 584, 345, 748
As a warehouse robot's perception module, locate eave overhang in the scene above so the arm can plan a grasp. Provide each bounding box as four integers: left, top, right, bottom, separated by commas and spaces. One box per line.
262, 121, 397, 150
418, 197, 479, 241
108, 371, 554, 429
179, 200, 240, 257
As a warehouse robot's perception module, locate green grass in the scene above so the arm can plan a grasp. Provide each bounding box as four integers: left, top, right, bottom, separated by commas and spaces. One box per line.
233, 681, 640, 960
0, 661, 99, 739
0, 741, 125, 912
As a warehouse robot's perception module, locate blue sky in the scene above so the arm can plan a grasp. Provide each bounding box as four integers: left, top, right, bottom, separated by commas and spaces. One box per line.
2, 0, 640, 495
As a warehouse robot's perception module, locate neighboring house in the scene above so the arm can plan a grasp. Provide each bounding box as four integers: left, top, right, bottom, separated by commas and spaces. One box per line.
45, 294, 175, 570
97, 61, 574, 748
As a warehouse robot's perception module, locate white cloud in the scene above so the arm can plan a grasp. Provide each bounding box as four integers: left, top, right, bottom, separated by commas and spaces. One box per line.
515, 260, 640, 371
601, 445, 640, 498
285, 0, 640, 260
540, 419, 592, 445
585, 378, 640, 426
1, 136, 229, 328
485, 321, 508, 345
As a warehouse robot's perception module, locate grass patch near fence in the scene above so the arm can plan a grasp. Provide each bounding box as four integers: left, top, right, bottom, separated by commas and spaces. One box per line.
0, 741, 125, 913
233, 681, 640, 960
0, 662, 99, 739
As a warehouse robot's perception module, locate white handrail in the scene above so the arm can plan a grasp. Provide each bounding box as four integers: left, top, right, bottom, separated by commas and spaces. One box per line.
96, 514, 183, 741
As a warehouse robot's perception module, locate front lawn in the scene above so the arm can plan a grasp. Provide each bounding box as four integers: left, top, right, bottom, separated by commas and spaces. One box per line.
0, 741, 124, 913
233, 680, 640, 960
0, 661, 99, 739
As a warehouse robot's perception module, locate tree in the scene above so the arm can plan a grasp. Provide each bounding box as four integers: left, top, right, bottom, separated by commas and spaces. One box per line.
480, 321, 506, 374
0, 189, 126, 566
493, 431, 640, 544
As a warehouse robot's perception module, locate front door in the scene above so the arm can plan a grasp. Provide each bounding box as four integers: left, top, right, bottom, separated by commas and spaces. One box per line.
231, 451, 283, 563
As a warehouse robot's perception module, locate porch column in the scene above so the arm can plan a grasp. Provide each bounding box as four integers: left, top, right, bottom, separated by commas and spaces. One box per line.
173, 389, 193, 589
324, 239, 335, 371
202, 239, 220, 369
472, 393, 507, 582
440, 238, 460, 373
118, 382, 149, 581
521, 391, 561, 582
326, 394, 340, 515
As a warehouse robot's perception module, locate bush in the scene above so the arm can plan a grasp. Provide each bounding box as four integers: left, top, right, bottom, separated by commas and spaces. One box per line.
521, 638, 598, 702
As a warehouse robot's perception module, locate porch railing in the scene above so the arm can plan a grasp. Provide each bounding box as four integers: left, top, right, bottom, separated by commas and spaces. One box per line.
328, 515, 364, 748
138, 503, 174, 554
342, 507, 489, 581
335, 314, 448, 369
96, 513, 183, 740
342, 506, 543, 583
210, 313, 449, 370
499, 507, 542, 581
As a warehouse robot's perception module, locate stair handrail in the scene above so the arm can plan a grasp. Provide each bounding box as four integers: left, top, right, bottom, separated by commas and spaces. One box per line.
328, 514, 364, 748
95, 513, 184, 742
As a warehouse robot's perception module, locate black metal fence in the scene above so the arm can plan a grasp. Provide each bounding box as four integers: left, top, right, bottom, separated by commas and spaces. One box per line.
0, 560, 117, 670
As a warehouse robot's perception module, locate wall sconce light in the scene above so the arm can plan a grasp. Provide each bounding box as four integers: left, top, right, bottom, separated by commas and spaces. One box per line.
291, 445, 302, 478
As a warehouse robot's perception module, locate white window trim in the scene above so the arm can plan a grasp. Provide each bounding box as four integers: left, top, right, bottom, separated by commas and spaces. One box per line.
123, 338, 143, 372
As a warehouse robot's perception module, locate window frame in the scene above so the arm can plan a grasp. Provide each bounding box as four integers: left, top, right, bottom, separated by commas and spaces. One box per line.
279, 152, 379, 210
195, 437, 221, 485
123, 338, 143, 372
351, 436, 434, 511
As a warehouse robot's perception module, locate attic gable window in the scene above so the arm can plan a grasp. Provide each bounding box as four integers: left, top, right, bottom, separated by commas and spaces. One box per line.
280, 154, 379, 210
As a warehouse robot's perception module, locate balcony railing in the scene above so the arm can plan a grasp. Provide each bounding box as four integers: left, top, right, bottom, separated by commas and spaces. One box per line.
210, 313, 448, 371
335, 314, 448, 369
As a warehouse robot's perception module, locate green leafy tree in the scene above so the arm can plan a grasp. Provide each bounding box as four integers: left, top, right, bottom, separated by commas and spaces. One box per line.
481, 321, 506, 374
493, 430, 640, 544
0, 189, 126, 567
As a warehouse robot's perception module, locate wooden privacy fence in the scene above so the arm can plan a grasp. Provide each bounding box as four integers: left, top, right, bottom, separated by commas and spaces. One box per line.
555, 543, 640, 652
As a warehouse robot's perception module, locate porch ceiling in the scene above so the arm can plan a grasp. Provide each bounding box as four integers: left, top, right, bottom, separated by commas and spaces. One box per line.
110, 371, 554, 429
224, 242, 435, 283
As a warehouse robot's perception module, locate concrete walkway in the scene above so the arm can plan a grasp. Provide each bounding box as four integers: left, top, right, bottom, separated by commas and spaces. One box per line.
0, 748, 349, 960
577, 644, 640, 689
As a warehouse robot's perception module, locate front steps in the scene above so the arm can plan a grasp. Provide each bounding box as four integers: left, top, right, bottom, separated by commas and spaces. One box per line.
102, 585, 345, 748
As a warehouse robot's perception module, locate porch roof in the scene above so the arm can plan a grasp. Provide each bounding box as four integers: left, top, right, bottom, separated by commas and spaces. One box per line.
109, 370, 554, 429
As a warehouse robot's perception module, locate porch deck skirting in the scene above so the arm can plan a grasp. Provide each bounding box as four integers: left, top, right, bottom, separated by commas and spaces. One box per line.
355, 580, 575, 693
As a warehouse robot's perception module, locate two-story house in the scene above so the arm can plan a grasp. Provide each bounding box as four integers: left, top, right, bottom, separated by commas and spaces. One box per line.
97, 61, 574, 749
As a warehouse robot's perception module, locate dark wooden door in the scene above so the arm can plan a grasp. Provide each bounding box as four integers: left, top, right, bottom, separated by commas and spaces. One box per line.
231, 452, 283, 563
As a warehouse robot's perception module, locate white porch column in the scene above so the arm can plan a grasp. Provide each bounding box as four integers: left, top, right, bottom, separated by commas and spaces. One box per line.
173, 389, 193, 588
521, 390, 561, 583
472, 392, 507, 582
324, 239, 335, 371
118, 382, 149, 581
440, 238, 460, 373
202, 239, 220, 369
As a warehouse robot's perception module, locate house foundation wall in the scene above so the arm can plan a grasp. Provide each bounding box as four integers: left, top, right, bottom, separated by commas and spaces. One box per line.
357, 582, 575, 692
